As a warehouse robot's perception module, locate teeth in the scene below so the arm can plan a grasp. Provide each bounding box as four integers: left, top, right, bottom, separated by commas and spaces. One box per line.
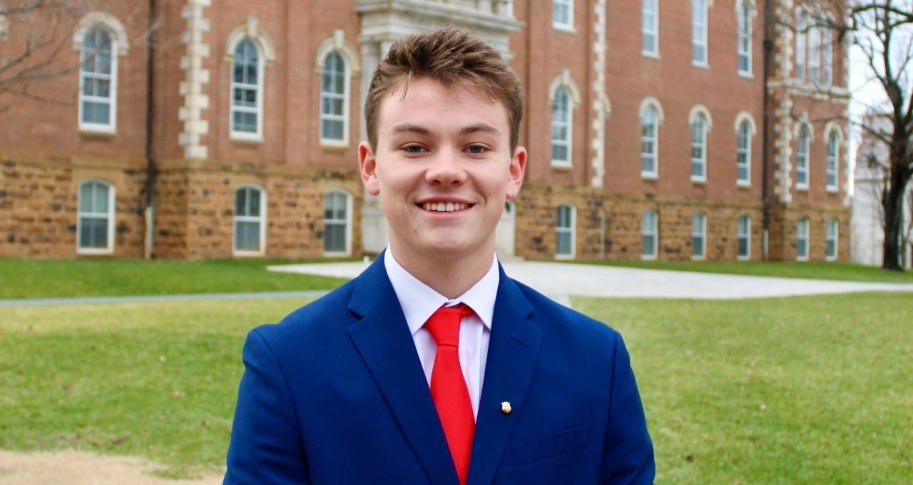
423, 202, 468, 212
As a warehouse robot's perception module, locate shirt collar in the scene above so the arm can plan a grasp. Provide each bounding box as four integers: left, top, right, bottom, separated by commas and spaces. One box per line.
384, 249, 498, 336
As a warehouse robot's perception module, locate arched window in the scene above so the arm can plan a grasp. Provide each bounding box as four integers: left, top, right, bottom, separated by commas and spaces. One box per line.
809, 25, 822, 82
642, 209, 658, 259
79, 27, 117, 132
320, 51, 349, 144
796, 216, 810, 260
77, 180, 115, 254
642, 0, 659, 56
826, 218, 838, 261
234, 185, 266, 255
692, 212, 706, 260
556, 203, 576, 259
737, 119, 752, 185
692, 0, 709, 65
230, 39, 263, 139
324, 190, 352, 256
796, 11, 808, 79
737, 215, 751, 260
737, 1, 753, 74
690, 112, 708, 181
826, 130, 839, 190
551, 87, 572, 166
640, 102, 660, 177
796, 124, 811, 189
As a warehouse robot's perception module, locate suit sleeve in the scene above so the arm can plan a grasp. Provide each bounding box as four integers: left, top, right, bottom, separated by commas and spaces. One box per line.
600, 334, 655, 484
224, 329, 310, 485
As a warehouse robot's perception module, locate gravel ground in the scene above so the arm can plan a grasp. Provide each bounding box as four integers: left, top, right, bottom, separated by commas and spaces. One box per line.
0, 450, 222, 485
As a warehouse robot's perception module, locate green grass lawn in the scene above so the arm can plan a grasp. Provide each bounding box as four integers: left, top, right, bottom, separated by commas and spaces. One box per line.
2, 293, 911, 482
0, 259, 349, 299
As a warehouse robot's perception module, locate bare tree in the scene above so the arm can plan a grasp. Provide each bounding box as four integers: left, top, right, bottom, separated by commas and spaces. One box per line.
796, 0, 913, 271
0, 0, 94, 111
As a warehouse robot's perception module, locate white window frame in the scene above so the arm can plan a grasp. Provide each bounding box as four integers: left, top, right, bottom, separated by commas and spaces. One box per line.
77, 180, 116, 254
808, 25, 822, 83
551, 87, 572, 167
324, 189, 353, 256
692, 0, 709, 66
78, 26, 118, 134
796, 11, 807, 79
796, 217, 810, 261
826, 218, 838, 261
737, 215, 751, 261
640, 100, 662, 178
822, 28, 833, 85
230, 38, 264, 141
737, 0, 752, 75
642, 0, 659, 57
556, 203, 576, 259
233, 185, 267, 256
553, 0, 574, 31
826, 129, 839, 191
692, 212, 706, 260
796, 124, 810, 189
737, 119, 752, 186
320, 51, 349, 146
690, 112, 708, 182
642, 209, 658, 260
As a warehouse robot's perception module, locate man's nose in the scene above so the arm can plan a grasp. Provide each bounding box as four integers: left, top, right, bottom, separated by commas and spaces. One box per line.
426, 148, 467, 186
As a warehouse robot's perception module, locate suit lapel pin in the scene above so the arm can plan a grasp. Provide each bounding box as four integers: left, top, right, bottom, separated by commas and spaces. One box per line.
501, 401, 512, 414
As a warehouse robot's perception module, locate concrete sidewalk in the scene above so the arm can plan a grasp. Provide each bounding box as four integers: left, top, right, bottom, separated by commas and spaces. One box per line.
269, 260, 913, 300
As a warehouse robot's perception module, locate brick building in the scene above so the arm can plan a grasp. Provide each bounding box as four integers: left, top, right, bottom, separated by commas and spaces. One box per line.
0, 0, 850, 261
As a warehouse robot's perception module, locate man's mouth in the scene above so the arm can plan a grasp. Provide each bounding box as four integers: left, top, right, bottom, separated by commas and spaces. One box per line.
421, 202, 470, 212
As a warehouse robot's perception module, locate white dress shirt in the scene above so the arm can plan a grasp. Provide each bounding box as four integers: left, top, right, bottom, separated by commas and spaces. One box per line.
384, 249, 499, 420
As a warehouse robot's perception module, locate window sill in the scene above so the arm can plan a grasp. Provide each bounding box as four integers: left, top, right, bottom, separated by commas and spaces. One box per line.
553, 24, 576, 34
692, 61, 710, 70
551, 162, 573, 170
554, 254, 575, 261
642, 51, 661, 60
231, 133, 264, 144
77, 247, 114, 255
79, 125, 116, 137
641, 255, 657, 261
320, 140, 350, 150
691, 177, 707, 184
691, 255, 705, 261
796, 184, 809, 191
826, 186, 839, 193
641, 172, 658, 180
737, 255, 751, 261
738, 70, 753, 79
233, 250, 265, 257
737, 181, 752, 188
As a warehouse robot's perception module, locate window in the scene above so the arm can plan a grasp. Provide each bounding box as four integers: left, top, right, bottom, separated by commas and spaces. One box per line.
796, 216, 809, 260
692, 212, 706, 259
234, 185, 266, 254
641, 103, 659, 177
79, 27, 117, 132
808, 26, 821, 82
692, 0, 708, 65
324, 190, 351, 255
691, 113, 708, 181
796, 12, 807, 79
822, 29, 833, 85
556, 204, 576, 258
643, 0, 659, 56
796, 124, 810, 189
737, 119, 752, 185
554, 0, 573, 30
551, 87, 572, 166
737, 215, 751, 260
737, 1, 752, 74
231, 39, 263, 139
826, 130, 839, 190
642, 210, 658, 259
826, 218, 838, 260
320, 51, 348, 144
77, 180, 115, 253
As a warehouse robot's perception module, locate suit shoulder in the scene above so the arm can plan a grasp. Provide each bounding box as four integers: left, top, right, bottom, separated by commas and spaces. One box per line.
251, 278, 357, 343
510, 278, 622, 342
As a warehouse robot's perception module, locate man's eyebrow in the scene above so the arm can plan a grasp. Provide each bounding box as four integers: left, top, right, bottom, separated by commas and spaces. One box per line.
388, 123, 431, 137
460, 123, 502, 138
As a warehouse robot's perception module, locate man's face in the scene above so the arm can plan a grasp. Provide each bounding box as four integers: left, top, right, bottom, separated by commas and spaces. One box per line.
359, 77, 526, 267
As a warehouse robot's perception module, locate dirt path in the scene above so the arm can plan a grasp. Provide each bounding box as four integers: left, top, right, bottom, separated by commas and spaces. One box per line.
0, 450, 222, 485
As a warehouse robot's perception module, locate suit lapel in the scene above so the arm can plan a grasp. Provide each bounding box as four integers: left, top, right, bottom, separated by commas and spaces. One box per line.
468, 269, 542, 485
346, 256, 460, 485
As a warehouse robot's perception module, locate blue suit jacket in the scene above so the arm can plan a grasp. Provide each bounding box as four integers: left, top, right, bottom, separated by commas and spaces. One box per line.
224, 256, 654, 484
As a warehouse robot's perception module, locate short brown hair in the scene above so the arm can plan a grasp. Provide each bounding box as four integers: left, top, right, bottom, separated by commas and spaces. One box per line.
364, 28, 524, 152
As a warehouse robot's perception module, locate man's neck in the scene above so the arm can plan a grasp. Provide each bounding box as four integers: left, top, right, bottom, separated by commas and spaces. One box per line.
387, 246, 494, 300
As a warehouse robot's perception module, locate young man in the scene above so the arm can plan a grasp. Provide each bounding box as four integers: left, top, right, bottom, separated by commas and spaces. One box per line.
224, 28, 654, 484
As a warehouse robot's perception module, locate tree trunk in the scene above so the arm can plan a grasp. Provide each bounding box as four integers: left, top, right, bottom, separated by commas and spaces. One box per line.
881, 160, 906, 272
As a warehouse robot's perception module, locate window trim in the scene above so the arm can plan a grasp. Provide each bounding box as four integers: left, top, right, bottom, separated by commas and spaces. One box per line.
639, 98, 664, 179
551, 87, 572, 167
642, 209, 658, 260
319, 51, 350, 146
796, 216, 810, 261
826, 218, 838, 261
692, 0, 709, 67
735, 116, 755, 186
689, 106, 712, 183
796, 124, 811, 190
825, 129, 840, 191
796, 11, 808, 79
229, 38, 265, 141
233, 185, 267, 256
737, 215, 751, 261
76, 180, 116, 255
553, 0, 575, 31
323, 189, 353, 257
692, 212, 706, 260
78, 26, 118, 134
737, 0, 754, 76
642, 0, 660, 57
555, 203, 576, 259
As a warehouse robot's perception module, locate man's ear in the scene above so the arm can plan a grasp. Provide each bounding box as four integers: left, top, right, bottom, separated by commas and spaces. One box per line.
359, 141, 380, 196
506, 146, 527, 200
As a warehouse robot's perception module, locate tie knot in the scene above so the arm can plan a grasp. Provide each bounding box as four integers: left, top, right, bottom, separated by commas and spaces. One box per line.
426, 303, 472, 348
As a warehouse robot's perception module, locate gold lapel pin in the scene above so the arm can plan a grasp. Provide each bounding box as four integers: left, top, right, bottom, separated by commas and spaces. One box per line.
501, 401, 512, 414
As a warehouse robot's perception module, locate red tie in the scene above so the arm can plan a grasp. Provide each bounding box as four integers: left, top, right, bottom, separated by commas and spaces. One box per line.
426, 304, 475, 485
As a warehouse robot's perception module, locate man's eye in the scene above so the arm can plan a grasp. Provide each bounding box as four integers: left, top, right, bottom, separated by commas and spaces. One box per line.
403, 145, 424, 153
467, 145, 487, 154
